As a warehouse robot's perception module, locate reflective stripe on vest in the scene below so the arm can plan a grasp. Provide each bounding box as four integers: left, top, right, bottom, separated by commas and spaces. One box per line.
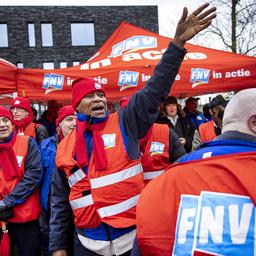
144, 170, 164, 180
98, 194, 140, 219
90, 163, 142, 189
68, 169, 86, 188
70, 194, 94, 210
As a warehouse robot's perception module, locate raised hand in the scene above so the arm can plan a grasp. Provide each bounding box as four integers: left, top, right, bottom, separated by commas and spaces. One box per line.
173, 3, 216, 48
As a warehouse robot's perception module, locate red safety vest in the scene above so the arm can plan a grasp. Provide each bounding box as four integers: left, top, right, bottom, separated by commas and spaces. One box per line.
199, 120, 216, 143
0, 135, 40, 223
24, 122, 40, 140
56, 112, 144, 229
141, 123, 170, 184
137, 152, 256, 255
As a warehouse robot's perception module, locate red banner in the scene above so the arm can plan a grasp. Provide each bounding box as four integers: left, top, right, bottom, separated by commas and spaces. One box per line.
2, 21, 256, 102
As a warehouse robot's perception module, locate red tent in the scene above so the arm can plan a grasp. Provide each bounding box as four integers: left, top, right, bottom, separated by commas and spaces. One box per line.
0, 59, 17, 94
3, 21, 256, 102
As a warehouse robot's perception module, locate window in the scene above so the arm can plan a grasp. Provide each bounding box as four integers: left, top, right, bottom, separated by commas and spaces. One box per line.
28, 23, 36, 47
41, 23, 53, 47
43, 62, 54, 70
71, 23, 95, 46
60, 62, 67, 68
0, 23, 8, 47
73, 61, 80, 66
17, 63, 24, 68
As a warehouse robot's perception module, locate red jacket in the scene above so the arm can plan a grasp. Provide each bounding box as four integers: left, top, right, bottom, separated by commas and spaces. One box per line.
137, 152, 256, 255
56, 112, 144, 229
0, 135, 41, 223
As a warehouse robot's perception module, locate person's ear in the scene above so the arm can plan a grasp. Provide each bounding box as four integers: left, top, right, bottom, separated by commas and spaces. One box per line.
248, 115, 256, 134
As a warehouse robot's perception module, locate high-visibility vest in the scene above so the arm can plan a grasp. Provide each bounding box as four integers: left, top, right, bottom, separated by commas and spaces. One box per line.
141, 123, 170, 184
137, 152, 256, 255
0, 135, 41, 223
199, 120, 216, 143
56, 112, 144, 229
24, 122, 40, 140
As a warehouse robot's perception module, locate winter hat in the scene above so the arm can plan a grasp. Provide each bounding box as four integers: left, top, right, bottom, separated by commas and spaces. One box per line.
10, 97, 32, 114
56, 105, 75, 127
163, 96, 178, 106
0, 106, 14, 123
72, 77, 105, 110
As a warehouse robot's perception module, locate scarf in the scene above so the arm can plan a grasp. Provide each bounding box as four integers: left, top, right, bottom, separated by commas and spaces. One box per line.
0, 131, 21, 181
75, 113, 109, 171
14, 114, 34, 134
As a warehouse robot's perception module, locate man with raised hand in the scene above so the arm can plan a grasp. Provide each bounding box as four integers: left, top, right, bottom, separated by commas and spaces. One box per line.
50, 4, 216, 256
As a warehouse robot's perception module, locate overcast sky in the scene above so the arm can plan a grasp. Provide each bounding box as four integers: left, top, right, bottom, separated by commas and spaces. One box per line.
0, 0, 206, 38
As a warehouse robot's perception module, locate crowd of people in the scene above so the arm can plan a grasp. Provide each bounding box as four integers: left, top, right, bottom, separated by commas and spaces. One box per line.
0, 3, 255, 256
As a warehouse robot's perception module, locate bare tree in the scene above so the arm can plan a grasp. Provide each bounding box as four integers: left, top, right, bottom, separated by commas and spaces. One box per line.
193, 0, 256, 56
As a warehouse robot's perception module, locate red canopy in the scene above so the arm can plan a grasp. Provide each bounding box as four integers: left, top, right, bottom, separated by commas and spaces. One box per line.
0, 59, 17, 94
2, 21, 256, 102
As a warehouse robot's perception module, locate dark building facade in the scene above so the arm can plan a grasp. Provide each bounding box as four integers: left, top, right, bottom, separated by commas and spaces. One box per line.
0, 6, 158, 69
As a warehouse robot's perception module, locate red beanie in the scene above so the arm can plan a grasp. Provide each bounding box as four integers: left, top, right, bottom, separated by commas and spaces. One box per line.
10, 97, 32, 114
72, 77, 105, 110
56, 105, 75, 127
0, 106, 14, 123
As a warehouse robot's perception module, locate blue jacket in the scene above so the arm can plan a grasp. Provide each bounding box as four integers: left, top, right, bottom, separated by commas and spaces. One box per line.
39, 136, 58, 212
49, 42, 186, 252
178, 131, 256, 162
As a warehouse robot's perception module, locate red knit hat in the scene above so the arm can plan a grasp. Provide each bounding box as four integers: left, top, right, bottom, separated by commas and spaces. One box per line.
10, 97, 32, 114
72, 77, 105, 110
0, 106, 14, 123
56, 105, 75, 127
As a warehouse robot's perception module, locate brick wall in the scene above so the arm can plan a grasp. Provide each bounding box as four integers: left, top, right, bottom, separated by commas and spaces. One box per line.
0, 6, 158, 68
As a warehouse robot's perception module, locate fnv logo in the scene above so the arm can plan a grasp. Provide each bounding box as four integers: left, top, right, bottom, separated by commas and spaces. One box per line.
190, 68, 210, 88
173, 191, 255, 256
110, 36, 157, 57
118, 70, 139, 91
102, 134, 116, 149
42, 73, 65, 94
149, 142, 165, 155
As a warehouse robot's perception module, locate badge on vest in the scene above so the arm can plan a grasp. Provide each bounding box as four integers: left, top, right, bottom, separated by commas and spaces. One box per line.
173, 191, 254, 256
150, 142, 165, 155
101, 134, 116, 149
16, 156, 23, 167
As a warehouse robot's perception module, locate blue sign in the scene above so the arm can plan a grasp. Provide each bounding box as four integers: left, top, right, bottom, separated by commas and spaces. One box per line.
190, 68, 210, 87
118, 70, 139, 91
173, 191, 255, 256
42, 73, 64, 90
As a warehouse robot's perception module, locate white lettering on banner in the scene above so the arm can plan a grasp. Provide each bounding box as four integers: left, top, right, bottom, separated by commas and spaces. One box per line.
225, 69, 251, 78
110, 36, 157, 57
173, 192, 255, 256
184, 52, 207, 60
79, 50, 208, 71
66, 76, 108, 86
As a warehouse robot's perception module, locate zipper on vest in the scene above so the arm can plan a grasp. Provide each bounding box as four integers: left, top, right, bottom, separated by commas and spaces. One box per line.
103, 222, 111, 241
